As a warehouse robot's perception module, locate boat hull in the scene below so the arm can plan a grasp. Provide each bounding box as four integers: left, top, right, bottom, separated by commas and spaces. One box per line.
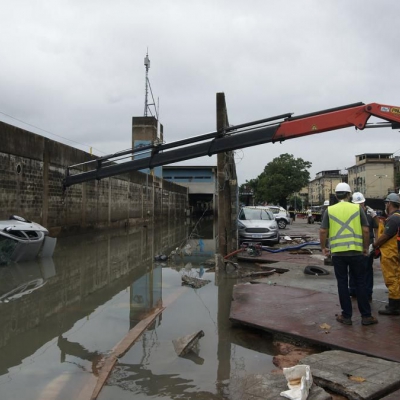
0, 218, 56, 264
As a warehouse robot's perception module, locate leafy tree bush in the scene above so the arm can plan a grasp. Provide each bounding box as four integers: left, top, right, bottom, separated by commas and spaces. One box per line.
254, 153, 311, 208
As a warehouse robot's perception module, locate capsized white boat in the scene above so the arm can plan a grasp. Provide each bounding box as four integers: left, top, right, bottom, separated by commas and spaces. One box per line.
0, 216, 57, 264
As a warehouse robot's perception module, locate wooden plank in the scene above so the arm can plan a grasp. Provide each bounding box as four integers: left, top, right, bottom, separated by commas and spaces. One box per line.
86, 307, 164, 400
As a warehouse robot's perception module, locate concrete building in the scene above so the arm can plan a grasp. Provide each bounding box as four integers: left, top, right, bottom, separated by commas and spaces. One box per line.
130, 117, 219, 216
347, 153, 395, 198
308, 170, 344, 206
395, 156, 400, 193
163, 166, 217, 216
297, 186, 309, 211
132, 116, 163, 178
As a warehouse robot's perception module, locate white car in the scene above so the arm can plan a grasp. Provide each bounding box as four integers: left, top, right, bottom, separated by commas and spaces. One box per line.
266, 206, 292, 229
237, 207, 280, 244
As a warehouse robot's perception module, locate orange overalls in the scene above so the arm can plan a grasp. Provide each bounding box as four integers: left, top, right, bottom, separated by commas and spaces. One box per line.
378, 217, 400, 299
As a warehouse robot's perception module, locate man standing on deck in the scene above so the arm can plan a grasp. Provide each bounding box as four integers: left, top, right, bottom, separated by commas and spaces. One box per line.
319, 183, 378, 326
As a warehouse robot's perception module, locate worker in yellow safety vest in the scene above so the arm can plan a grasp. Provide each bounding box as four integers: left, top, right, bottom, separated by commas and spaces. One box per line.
372, 193, 400, 315
320, 182, 378, 326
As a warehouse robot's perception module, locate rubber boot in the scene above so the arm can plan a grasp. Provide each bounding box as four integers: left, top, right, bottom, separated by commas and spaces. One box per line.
379, 299, 400, 315
384, 298, 400, 310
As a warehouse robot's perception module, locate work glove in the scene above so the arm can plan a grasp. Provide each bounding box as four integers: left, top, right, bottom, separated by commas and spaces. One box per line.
366, 206, 377, 218
368, 244, 375, 255
373, 247, 381, 259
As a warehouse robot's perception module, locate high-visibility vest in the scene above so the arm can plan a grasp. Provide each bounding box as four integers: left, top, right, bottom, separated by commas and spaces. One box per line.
328, 202, 363, 253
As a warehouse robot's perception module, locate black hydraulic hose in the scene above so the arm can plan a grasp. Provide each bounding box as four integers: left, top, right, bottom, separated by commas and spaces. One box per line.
261, 241, 320, 253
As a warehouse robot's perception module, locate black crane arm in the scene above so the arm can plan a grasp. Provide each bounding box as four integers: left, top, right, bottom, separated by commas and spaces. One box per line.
63, 102, 400, 188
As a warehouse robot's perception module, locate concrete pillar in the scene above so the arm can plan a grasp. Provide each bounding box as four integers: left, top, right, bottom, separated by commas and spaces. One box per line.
132, 116, 162, 150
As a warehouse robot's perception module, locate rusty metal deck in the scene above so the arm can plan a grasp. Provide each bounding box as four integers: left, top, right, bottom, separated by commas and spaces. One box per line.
230, 284, 400, 363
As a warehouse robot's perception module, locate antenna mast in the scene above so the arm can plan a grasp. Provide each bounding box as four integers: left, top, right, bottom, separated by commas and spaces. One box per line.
144, 50, 150, 116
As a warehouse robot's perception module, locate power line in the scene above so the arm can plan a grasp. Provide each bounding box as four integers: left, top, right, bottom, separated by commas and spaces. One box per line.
0, 110, 107, 155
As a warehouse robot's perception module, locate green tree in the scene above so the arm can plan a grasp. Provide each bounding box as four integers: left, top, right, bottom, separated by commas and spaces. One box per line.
239, 179, 258, 206
255, 154, 311, 208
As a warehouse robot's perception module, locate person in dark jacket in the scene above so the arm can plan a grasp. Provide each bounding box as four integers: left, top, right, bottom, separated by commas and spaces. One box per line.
348, 192, 379, 300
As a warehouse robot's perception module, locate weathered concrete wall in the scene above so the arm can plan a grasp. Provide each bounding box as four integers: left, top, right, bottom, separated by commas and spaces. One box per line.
0, 121, 188, 234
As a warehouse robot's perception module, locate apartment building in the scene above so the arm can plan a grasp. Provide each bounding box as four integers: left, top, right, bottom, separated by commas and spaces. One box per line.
347, 153, 395, 198
308, 170, 345, 206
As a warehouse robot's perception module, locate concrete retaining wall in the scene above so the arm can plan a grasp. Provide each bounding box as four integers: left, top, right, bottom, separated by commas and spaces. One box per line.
0, 122, 188, 234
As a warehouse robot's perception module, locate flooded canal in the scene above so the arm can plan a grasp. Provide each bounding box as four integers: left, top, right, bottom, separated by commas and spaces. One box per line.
0, 217, 278, 400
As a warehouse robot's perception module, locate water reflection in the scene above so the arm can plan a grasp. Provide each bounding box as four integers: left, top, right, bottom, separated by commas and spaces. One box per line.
0, 258, 55, 303
130, 265, 162, 328
0, 217, 276, 400
0, 220, 189, 397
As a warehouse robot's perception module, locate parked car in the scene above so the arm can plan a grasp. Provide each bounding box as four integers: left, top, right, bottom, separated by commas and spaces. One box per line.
237, 206, 280, 244
266, 206, 292, 229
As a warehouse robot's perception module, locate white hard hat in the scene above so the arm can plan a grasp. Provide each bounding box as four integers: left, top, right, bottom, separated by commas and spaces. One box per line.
335, 182, 351, 193
323, 200, 330, 206
352, 192, 365, 204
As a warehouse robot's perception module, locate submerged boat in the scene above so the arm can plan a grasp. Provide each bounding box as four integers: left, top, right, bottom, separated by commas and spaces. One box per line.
0, 216, 57, 264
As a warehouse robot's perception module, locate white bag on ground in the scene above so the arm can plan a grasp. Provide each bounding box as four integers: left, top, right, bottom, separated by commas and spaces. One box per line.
280, 365, 312, 400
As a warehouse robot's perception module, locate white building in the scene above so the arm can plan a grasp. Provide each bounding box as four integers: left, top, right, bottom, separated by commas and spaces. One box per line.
347, 153, 395, 198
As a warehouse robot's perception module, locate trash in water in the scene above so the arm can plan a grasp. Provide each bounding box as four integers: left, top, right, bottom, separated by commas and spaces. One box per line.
181, 275, 211, 288
173, 330, 205, 356
183, 244, 192, 256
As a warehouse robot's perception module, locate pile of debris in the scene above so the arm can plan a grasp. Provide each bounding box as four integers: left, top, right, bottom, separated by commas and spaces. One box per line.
181, 275, 211, 288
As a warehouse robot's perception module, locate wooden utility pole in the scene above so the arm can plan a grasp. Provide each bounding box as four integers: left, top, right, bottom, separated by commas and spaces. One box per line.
216, 93, 238, 256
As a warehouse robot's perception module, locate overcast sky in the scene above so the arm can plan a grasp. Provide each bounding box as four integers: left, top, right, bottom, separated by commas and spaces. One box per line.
1, 0, 399, 185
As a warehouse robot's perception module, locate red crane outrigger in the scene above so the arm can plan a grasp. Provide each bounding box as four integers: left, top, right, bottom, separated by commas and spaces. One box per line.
273, 102, 400, 141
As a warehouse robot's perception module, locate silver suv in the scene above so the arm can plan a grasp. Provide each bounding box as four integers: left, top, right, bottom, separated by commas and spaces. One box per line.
266, 206, 292, 229
237, 206, 280, 244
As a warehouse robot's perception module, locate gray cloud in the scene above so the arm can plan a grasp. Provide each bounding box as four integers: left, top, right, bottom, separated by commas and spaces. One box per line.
0, 0, 399, 183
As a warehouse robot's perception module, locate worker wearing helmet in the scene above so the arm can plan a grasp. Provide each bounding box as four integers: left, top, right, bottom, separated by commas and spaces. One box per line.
320, 182, 378, 326
321, 200, 330, 222
348, 192, 379, 301
372, 193, 400, 315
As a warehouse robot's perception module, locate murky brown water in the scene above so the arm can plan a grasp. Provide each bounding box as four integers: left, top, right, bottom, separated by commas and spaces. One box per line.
0, 218, 277, 400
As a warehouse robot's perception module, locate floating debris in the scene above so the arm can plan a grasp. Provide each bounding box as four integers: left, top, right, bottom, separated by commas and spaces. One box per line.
183, 244, 192, 256
173, 330, 204, 356
181, 275, 211, 288
224, 260, 239, 271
